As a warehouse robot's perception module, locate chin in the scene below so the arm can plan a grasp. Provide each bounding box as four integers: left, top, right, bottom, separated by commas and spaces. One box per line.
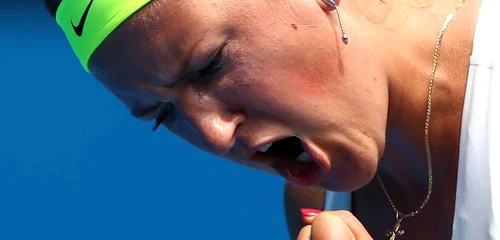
321, 152, 380, 192
320, 171, 375, 192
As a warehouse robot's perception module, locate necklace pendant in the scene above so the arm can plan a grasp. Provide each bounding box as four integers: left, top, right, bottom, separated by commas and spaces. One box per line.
386, 217, 405, 240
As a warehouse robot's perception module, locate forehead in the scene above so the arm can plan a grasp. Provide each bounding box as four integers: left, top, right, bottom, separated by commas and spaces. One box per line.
89, 0, 280, 77
90, 1, 199, 83
86, 1, 204, 107
87, 0, 244, 101
87, 0, 288, 110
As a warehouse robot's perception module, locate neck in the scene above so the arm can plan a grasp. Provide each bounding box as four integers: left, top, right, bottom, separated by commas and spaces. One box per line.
350, 0, 481, 198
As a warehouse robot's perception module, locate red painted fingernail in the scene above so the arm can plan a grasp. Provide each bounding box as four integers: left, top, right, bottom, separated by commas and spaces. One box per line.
301, 208, 322, 217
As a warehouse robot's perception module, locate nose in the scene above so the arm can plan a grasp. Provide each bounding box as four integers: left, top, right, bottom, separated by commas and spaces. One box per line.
193, 111, 245, 155
176, 97, 246, 156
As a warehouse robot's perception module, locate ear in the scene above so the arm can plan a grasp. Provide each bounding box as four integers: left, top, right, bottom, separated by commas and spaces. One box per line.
315, 0, 340, 11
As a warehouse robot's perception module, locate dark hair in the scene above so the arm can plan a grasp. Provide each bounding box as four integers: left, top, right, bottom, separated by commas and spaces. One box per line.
41, 0, 63, 18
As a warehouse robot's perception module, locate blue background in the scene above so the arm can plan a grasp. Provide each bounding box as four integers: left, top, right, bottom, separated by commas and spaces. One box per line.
0, 2, 288, 239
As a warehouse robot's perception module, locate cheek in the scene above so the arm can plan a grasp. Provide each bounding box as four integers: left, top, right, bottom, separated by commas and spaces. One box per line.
223, 51, 332, 102
244, 54, 337, 108
215, 31, 342, 124
289, 71, 330, 97
216, 67, 332, 129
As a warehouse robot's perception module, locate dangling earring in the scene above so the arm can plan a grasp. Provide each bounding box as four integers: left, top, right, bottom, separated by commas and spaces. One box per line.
322, 0, 348, 44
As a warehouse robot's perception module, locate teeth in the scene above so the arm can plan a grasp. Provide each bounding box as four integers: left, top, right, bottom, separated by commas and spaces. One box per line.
295, 152, 313, 163
258, 143, 273, 152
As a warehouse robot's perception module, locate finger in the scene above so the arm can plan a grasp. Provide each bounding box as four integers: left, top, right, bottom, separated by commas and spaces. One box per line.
297, 225, 312, 240
311, 212, 355, 240
311, 211, 372, 240
333, 210, 372, 239
301, 208, 323, 224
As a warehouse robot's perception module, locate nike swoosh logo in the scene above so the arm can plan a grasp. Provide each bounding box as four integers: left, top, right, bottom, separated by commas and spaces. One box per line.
71, 0, 94, 37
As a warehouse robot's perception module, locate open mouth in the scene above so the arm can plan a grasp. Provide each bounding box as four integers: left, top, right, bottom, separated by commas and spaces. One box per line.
250, 136, 323, 185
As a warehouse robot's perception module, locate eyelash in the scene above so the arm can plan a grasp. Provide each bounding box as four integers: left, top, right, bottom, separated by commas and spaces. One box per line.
152, 102, 176, 132
152, 45, 227, 132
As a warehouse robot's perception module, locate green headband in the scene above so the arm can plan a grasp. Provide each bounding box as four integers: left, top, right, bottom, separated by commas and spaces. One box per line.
56, 0, 152, 72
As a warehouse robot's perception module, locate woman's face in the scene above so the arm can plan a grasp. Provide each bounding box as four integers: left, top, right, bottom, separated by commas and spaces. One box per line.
90, 0, 389, 191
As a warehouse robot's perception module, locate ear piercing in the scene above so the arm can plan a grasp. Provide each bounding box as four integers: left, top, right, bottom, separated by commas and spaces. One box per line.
322, 0, 348, 44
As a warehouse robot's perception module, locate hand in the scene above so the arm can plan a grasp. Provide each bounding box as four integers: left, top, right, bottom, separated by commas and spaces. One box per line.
297, 209, 373, 240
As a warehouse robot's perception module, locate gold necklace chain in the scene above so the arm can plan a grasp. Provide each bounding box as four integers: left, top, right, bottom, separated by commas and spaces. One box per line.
376, 1, 465, 239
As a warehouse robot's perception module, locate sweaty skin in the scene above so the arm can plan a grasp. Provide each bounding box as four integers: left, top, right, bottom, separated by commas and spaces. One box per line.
85, 0, 482, 239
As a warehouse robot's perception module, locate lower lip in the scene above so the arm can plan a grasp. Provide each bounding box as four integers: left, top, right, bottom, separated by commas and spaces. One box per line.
273, 158, 323, 185
300, 141, 330, 172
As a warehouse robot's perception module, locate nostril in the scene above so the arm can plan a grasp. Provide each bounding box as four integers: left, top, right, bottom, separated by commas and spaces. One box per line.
228, 140, 252, 159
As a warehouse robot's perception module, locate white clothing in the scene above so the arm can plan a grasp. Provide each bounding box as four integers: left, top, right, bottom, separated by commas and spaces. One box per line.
324, 0, 500, 238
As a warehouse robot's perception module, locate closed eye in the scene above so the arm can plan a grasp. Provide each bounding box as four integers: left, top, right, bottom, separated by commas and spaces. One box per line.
194, 43, 227, 81
146, 44, 227, 132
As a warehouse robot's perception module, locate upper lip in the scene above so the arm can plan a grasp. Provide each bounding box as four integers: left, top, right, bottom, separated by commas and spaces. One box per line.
244, 136, 328, 169
244, 136, 289, 160
239, 136, 329, 186
247, 136, 330, 173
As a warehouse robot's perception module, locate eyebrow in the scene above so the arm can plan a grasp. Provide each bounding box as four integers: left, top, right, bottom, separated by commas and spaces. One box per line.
129, 35, 208, 120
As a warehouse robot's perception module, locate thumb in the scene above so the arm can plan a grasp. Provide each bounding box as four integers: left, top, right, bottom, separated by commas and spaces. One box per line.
301, 208, 323, 224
